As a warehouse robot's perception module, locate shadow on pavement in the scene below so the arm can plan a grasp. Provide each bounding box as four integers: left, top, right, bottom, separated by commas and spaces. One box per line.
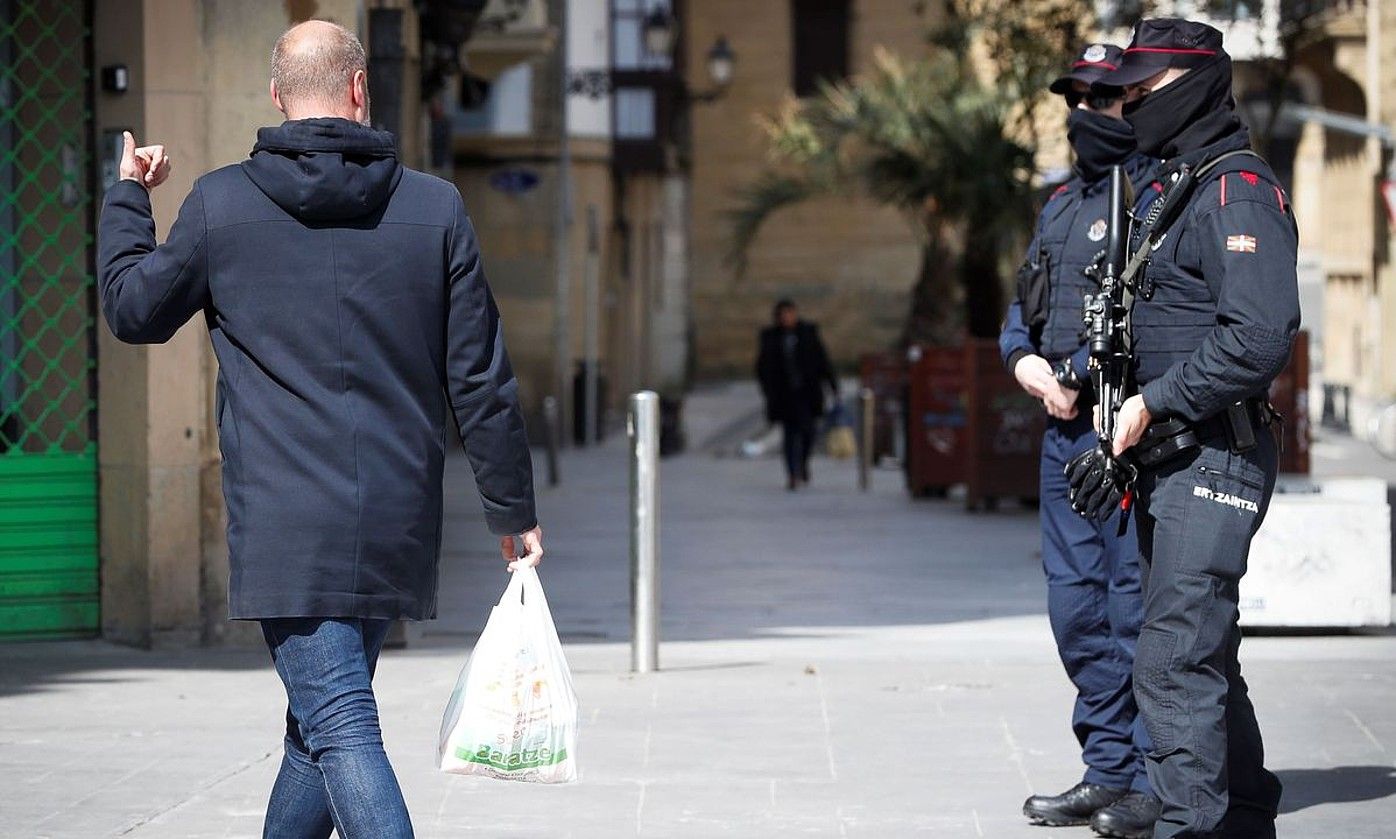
1277, 766, 1396, 814
0, 639, 270, 700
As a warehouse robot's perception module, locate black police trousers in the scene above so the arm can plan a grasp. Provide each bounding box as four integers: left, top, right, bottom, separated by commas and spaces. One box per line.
1132, 429, 1283, 839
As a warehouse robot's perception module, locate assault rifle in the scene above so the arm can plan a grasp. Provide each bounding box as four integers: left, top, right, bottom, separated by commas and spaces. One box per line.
1067, 164, 1138, 519
1081, 164, 1135, 459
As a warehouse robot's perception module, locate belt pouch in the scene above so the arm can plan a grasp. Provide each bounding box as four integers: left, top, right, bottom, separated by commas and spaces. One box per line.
1223, 401, 1257, 453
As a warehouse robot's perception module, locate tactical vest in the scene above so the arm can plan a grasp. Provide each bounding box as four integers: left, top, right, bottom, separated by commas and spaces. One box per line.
1130, 154, 1291, 385
1036, 185, 1100, 359
1034, 155, 1159, 360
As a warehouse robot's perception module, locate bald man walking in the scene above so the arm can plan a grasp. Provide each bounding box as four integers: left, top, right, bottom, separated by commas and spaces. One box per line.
98, 21, 541, 838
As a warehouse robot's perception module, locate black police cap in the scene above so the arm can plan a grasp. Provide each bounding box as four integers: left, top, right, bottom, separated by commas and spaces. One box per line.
1092, 18, 1226, 90
1048, 43, 1126, 95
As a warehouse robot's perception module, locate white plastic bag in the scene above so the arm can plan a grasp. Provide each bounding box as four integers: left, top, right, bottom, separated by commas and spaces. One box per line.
437, 566, 579, 783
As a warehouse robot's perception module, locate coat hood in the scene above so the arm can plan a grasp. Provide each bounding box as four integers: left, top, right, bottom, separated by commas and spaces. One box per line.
242, 118, 401, 222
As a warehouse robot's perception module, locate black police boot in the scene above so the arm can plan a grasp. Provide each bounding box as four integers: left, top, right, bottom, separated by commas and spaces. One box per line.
1022, 782, 1128, 826
1089, 792, 1161, 839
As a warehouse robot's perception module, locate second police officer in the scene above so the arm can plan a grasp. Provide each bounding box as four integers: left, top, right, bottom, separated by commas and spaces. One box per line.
1082, 18, 1300, 839
1000, 43, 1162, 839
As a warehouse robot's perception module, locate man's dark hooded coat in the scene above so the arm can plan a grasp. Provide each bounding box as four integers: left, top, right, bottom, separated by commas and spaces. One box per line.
98, 118, 536, 621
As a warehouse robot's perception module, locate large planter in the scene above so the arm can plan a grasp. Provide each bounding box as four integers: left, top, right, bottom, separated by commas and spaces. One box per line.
894, 331, 1311, 507
1269, 330, 1310, 475
904, 345, 969, 498
963, 341, 1046, 510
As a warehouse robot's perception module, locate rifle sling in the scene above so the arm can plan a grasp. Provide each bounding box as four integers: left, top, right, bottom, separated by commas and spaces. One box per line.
1121, 149, 1262, 293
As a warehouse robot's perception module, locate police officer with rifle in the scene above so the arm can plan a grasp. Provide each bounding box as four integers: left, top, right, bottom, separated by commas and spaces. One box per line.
1000, 44, 1161, 838
1069, 19, 1300, 839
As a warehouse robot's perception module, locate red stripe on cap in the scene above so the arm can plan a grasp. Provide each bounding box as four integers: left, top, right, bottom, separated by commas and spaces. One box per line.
1125, 47, 1218, 56
1072, 60, 1119, 70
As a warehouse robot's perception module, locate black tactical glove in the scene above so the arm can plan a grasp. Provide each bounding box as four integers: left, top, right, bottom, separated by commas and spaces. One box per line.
1065, 445, 1136, 520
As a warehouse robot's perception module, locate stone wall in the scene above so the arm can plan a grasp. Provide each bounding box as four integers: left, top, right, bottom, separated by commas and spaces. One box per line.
454, 139, 615, 416
1375, 0, 1396, 396
685, 0, 930, 378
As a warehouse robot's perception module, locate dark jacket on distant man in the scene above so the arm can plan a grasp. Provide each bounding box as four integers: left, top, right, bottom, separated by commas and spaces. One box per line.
98, 117, 536, 622
756, 321, 838, 423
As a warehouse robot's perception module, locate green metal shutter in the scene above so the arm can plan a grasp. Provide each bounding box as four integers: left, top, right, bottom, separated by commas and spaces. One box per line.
0, 0, 98, 640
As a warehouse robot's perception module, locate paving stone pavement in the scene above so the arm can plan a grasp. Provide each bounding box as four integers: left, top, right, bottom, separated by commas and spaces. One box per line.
3, 388, 1395, 838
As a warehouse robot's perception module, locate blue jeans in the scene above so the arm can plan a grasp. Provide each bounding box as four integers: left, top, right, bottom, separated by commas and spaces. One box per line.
260, 617, 414, 839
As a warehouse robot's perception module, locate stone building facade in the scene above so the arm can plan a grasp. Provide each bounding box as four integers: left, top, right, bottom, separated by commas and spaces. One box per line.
684, 0, 929, 378
455, 0, 702, 433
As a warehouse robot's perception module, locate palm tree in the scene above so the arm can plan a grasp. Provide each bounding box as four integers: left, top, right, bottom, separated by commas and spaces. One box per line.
727, 48, 1036, 344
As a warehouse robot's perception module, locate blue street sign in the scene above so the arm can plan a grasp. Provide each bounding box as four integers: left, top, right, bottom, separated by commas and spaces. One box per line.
489, 168, 541, 194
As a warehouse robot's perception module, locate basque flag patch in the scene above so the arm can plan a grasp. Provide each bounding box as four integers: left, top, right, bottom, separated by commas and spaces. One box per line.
1226, 234, 1257, 253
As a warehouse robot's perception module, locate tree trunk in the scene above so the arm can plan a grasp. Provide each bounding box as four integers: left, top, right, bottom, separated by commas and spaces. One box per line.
960, 219, 1006, 339
902, 231, 963, 347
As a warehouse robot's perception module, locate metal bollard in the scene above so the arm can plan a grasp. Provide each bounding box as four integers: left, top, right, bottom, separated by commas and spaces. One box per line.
859, 387, 875, 492
629, 391, 660, 673
542, 395, 561, 487
583, 206, 601, 447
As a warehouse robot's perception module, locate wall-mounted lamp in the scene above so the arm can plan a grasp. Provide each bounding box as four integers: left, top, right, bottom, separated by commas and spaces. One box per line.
642, 7, 676, 57
641, 8, 736, 100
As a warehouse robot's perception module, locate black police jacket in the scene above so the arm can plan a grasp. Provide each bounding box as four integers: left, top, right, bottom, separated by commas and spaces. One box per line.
1132, 133, 1301, 423
1000, 152, 1159, 376
98, 118, 537, 621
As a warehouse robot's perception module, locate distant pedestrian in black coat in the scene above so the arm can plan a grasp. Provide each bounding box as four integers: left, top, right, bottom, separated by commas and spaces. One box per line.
756, 300, 839, 489
97, 21, 540, 837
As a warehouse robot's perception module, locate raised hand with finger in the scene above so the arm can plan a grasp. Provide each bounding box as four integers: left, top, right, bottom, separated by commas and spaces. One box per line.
118, 131, 172, 190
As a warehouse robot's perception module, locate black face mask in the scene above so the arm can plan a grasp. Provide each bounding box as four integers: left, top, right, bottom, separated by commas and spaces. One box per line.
1124, 55, 1243, 160
1067, 109, 1137, 183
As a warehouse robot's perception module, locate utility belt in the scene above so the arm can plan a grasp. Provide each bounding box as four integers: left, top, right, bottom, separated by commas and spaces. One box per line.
1132, 397, 1281, 469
